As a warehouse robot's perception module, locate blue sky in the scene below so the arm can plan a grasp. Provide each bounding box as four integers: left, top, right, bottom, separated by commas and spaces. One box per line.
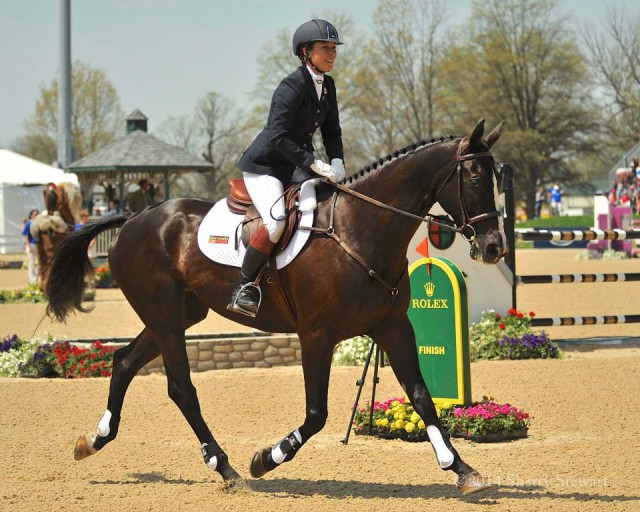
0, 0, 637, 150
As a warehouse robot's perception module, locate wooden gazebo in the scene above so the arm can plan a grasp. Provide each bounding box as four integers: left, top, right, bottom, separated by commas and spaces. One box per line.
67, 109, 213, 211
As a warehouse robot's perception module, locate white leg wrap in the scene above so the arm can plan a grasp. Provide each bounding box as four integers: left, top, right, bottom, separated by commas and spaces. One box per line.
271, 429, 302, 464
206, 455, 218, 470
427, 425, 454, 469
200, 443, 219, 470
97, 410, 112, 437
298, 178, 321, 212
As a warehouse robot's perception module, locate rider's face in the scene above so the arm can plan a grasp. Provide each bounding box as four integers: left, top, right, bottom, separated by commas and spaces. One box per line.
307, 42, 337, 73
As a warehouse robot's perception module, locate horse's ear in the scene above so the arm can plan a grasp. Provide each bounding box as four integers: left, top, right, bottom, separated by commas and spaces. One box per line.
483, 121, 505, 149
468, 119, 485, 149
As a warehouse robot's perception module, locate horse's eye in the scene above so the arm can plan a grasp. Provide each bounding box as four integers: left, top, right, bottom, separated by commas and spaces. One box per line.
470, 176, 480, 188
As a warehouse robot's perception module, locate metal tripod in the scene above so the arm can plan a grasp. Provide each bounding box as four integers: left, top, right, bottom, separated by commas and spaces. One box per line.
341, 341, 384, 445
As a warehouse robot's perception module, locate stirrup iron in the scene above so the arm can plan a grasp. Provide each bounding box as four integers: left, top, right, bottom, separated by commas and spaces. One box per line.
227, 281, 262, 317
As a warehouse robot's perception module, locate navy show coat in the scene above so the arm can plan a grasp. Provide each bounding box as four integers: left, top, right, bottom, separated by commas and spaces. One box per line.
238, 65, 344, 185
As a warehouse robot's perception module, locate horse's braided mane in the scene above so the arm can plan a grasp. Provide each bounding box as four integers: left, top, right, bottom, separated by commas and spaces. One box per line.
344, 135, 457, 185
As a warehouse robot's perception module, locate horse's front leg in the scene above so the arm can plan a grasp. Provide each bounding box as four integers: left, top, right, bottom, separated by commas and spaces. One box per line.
250, 335, 334, 478
370, 314, 495, 496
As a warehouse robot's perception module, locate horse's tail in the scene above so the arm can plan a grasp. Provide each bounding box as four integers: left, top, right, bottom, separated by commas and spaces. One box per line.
46, 213, 130, 323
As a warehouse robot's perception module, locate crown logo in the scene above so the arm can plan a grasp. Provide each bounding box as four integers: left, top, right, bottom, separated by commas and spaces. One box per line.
424, 281, 435, 297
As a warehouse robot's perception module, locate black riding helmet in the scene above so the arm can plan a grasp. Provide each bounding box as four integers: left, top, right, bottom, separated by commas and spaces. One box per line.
292, 19, 343, 59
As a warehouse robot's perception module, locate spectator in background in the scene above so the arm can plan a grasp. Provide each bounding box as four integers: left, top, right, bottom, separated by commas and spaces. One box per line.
609, 180, 618, 205
106, 198, 120, 216
126, 179, 153, 213
549, 183, 563, 216
22, 209, 40, 285
534, 186, 545, 218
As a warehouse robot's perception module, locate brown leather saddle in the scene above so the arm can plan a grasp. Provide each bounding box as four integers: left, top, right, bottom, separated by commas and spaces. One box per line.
225, 178, 305, 330
226, 178, 303, 253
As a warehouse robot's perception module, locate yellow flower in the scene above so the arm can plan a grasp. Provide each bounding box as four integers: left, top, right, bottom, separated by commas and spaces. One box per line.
385, 408, 394, 416
392, 400, 400, 407
379, 417, 389, 427
405, 422, 415, 433
395, 419, 404, 430
410, 412, 421, 424
418, 420, 426, 429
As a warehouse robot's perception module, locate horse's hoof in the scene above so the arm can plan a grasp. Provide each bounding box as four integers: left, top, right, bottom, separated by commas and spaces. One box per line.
73, 433, 98, 461
457, 471, 496, 496
249, 449, 268, 478
218, 460, 242, 482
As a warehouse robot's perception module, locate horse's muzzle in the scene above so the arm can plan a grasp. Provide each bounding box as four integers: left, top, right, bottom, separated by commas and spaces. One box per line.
469, 235, 507, 264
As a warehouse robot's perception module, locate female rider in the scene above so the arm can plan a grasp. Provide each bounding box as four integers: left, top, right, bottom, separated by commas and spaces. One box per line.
228, 19, 346, 317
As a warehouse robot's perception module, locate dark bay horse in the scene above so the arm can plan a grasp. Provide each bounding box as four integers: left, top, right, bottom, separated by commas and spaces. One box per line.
46, 120, 506, 495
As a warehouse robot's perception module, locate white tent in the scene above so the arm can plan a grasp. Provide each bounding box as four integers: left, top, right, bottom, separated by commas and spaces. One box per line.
0, 150, 79, 254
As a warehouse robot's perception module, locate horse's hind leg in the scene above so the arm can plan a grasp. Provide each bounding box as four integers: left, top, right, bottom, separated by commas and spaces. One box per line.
249, 334, 334, 478
74, 328, 160, 460
369, 315, 495, 496
133, 290, 240, 482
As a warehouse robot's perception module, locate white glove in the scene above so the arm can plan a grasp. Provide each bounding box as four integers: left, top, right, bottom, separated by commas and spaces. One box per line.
310, 159, 338, 183
331, 158, 345, 182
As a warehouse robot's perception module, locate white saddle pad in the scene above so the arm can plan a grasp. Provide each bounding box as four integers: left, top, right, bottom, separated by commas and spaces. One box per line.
197, 198, 314, 269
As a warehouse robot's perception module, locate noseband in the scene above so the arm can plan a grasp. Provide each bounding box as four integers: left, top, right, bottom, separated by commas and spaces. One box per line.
327, 138, 502, 243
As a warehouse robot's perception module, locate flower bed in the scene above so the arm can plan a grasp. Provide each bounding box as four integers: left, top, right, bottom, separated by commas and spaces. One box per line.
0, 286, 46, 304
0, 334, 115, 378
95, 265, 118, 288
470, 308, 561, 360
354, 396, 530, 443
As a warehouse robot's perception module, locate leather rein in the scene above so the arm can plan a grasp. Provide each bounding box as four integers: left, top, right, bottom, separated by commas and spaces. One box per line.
300, 138, 502, 299
329, 139, 501, 241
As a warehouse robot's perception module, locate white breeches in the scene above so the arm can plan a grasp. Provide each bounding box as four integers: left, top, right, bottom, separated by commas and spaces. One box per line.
243, 172, 286, 243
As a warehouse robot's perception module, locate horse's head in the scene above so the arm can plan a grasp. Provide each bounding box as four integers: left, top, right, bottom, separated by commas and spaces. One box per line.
435, 119, 507, 264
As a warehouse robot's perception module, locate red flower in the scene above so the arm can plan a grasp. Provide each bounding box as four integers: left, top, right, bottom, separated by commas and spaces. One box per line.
529, 311, 536, 317
495, 313, 501, 320
499, 322, 505, 330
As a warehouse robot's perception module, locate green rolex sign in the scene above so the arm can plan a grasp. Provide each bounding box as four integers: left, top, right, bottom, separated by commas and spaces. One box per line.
408, 257, 471, 405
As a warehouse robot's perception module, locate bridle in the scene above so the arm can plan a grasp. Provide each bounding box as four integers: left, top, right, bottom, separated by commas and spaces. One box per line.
300, 138, 503, 300
327, 137, 502, 243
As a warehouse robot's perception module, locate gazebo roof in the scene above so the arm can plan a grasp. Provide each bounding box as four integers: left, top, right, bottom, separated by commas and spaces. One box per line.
67, 129, 213, 173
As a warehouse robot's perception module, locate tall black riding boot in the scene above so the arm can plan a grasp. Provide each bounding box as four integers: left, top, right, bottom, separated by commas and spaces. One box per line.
227, 244, 271, 317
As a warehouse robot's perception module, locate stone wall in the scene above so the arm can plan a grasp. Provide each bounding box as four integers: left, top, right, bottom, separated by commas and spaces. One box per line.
99, 332, 301, 376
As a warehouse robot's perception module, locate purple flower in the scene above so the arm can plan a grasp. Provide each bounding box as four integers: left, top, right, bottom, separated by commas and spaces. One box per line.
1, 334, 20, 352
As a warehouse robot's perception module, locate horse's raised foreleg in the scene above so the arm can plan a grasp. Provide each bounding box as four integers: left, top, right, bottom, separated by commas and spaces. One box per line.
249, 337, 334, 478
74, 328, 160, 461
370, 315, 495, 496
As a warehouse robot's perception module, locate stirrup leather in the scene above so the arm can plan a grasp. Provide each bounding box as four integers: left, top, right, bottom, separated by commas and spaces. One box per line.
227, 281, 262, 317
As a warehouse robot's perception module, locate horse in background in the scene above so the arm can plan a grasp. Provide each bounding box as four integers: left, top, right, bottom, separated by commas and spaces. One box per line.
30, 182, 82, 290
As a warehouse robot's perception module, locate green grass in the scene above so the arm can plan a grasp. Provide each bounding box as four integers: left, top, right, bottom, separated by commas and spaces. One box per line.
515, 215, 592, 229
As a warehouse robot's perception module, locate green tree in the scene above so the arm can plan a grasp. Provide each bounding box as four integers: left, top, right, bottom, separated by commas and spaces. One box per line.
156, 92, 250, 200
347, 0, 450, 164
12, 61, 124, 165
583, 6, 640, 168
438, 0, 599, 217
